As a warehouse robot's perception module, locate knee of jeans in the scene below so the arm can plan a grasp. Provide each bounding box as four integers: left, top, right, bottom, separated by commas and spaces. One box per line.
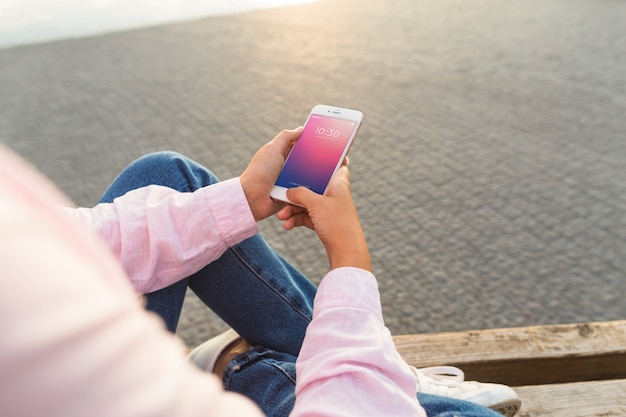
132, 151, 220, 191
128, 151, 183, 174
131, 151, 190, 172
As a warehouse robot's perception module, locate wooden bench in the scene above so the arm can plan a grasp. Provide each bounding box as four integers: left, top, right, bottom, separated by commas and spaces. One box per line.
393, 320, 626, 417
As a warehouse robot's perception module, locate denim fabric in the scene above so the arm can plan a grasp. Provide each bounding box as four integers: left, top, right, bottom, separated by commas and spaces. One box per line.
416, 393, 504, 417
98, 151, 316, 355
224, 347, 297, 417
99, 151, 498, 417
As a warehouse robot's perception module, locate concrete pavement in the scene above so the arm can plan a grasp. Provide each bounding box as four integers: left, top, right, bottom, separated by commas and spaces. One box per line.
1, 0, 625, 348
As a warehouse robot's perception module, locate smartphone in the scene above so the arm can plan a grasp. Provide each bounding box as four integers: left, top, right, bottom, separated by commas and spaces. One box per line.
270, 105, 363, 205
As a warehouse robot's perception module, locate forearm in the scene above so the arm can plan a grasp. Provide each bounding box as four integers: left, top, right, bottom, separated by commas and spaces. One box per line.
64, 178, 259, 293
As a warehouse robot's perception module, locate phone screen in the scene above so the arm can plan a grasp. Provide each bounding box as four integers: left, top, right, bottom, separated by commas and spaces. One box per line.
275, 114, 359, 194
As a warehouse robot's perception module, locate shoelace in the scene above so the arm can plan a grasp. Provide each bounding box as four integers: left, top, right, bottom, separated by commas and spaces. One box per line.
410, 365, 522, 416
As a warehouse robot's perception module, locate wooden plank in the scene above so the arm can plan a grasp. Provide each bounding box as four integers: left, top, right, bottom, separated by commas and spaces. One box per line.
515, 379, 626, 417
393, 320, 626, 386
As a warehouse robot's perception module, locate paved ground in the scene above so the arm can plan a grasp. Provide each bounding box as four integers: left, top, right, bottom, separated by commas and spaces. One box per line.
1, 0, 625, 348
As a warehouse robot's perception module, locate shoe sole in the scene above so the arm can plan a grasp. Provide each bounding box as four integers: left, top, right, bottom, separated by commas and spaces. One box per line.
490, 398, 521, 417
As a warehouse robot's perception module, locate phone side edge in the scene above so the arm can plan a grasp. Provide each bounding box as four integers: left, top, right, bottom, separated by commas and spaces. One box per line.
270, 185, 292, 204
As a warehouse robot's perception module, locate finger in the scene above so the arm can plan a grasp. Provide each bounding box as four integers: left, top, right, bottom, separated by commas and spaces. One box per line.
276, 204, 306, 221
286, 186, 320, 210
282, 213, 315, 231
276, 205, 291, 221
271, 127, 303, 158
325, 165, 351, 196
335, 165, 350, 181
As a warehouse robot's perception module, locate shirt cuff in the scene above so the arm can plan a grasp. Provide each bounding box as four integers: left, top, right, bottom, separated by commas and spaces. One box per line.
201, 177, 259, 247
313, 267, 383, 323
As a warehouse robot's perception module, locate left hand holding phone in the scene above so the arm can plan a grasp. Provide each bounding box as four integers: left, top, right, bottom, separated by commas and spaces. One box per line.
240, 128, 303, 221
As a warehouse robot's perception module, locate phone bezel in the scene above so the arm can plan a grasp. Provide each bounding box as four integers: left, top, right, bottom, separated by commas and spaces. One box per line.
270, 104, 363, 205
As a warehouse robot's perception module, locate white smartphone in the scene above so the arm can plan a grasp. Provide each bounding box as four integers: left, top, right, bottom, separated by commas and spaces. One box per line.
270, 104, 364, 205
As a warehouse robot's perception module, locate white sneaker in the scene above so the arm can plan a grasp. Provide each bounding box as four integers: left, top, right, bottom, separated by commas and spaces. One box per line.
188, 328, 241, 373
411, 366, 521, 417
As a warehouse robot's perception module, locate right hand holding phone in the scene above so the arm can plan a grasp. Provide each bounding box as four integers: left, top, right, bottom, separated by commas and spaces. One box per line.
277, 166, 372, 272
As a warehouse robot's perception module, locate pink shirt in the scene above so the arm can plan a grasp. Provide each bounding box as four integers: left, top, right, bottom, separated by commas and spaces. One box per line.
0, 144, 425, 417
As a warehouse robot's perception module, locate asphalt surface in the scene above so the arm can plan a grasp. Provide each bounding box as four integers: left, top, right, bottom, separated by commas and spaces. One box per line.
1, 0, 625, 348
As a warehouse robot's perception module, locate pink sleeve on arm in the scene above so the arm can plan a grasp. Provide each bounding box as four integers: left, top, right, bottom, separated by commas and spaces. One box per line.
65, 178, 259, 293
0, 146, 265, 417
291, 267, 426, 417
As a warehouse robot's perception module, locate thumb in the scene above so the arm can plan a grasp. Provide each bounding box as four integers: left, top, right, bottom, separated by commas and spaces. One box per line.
271, 127, 303, 158
286, 186, 320, 209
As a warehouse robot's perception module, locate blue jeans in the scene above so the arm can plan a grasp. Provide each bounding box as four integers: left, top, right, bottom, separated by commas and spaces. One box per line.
100, 151, 500, 417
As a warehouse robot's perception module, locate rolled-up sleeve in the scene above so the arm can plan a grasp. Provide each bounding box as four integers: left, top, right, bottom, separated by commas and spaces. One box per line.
64, 178, 258, 293
292, 267, 425, 417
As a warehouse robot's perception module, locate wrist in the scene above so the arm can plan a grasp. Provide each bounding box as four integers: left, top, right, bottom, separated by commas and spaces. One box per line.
326, 236, 372, 272
239, 177, 258, 220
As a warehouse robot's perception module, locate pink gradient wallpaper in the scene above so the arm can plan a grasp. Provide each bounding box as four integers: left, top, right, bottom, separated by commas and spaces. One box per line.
275, 114, 358, 194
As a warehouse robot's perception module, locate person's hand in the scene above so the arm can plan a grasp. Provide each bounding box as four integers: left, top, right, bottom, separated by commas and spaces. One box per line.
240, 128, 302, 221
276, 166, 371, 272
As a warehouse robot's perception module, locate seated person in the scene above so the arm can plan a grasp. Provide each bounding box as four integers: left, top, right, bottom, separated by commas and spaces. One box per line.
0, 128, 519, 417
